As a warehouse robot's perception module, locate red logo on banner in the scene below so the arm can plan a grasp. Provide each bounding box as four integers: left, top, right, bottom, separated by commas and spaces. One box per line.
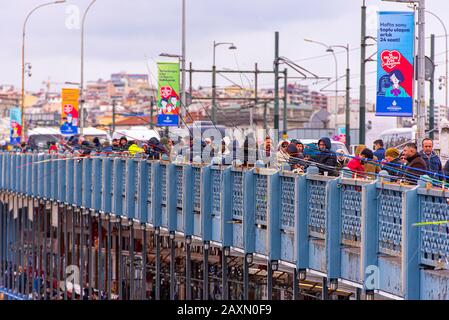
160, 86, 173, 99
381, 50, 401, 69
64, 104, 74, 114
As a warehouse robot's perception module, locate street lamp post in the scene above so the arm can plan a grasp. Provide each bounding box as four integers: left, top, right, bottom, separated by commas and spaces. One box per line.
382, 0, 426, 145
21, 0, 66, 142
212, 41, 237, 124
181, 0, 187, 125
80, 0, 98, 136
305, 39, 349, 143
425, 10, 448, 119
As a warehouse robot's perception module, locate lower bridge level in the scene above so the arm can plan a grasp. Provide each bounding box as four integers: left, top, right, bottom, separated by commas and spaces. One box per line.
0, 199, 359, 300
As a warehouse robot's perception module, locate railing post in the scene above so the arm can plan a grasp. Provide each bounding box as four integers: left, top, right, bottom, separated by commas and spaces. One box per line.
297, 174, 308, 278
361, 181, 378, 297
402, 182, 421, 299
326, 178, 342, 289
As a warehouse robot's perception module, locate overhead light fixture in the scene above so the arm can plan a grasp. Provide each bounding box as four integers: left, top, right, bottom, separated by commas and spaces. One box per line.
271, 260, 279, 271
186, 236, 192, 245
330, 278, 339, 291
155, 227, 160, 236
224, 247, 231, 257
169, 231, 175, 240
204, 241, 210, 250
299, 269, 307, 281
246, 253, 253, 264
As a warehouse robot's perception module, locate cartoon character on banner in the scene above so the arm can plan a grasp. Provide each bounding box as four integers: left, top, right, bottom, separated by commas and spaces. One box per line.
159, 86, 179, 115
61, 104, 79, 134
11, 122, 21, 141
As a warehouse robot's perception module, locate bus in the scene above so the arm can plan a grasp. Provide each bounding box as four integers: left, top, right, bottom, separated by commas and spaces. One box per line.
379, 127, 417, 150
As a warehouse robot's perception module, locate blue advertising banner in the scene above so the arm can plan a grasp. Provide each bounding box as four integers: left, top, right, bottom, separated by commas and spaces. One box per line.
376, 11, 415, 117
10, 108, 22, 145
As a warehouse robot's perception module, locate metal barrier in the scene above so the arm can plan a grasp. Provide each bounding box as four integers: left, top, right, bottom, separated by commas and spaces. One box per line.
0, 152, 448, 300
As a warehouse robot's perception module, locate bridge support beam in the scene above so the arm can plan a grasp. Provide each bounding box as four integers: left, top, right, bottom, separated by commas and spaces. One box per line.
267, 260, 273, 300
222, 246, 229, 300
293, 268, 299, 300
203, 241, 209, 300
155, 228, 161, 300
322, 277, 328, 300
185, 237, 192, 300
170, 232, 176, 300
243, 253, 252, 300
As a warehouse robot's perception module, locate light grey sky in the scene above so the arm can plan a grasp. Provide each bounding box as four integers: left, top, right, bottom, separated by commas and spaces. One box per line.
1, 0, 449, 105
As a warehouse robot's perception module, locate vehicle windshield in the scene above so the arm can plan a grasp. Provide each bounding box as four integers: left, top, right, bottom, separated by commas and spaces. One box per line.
28, 135, 61, 151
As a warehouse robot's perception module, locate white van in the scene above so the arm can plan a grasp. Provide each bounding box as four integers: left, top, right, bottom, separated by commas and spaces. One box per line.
112, 126, 160, 142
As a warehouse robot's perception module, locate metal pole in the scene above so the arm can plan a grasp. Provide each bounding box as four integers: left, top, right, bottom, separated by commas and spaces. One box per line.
181, 0, 187, 123
56, 205, 60, 300
88, 212, 93, 298
430, 34, 435, 140
141, 226, 146, 300
98, 214, 103, 297
155, 229, 161, 300
264, 102, 268, 131
80, 0, 98, 135
345, 45, 351, 148
359, 0, 367, 145
189, 62, 193, 107
267, 261, 273, 300
332, 51, 339, 131
243, 254, 250, 300
107, 215, 112, 300
71, 208, 75, 300
417, 0, 426, 145
63, 205, 68, 300
426, 10, 448, 119
293, 268, 299, 300
221, 247, 228, 300
203, 241, 209, 300
130, 222, 135, 300
212, 65, 217, 124
170, 234, 175, 300
43, 202, 48, 300
112, 100, 116, 134
118, 217, 123, 300
185, 238, 191, 300
283, 68, 288, 139
0, 202, 4, 289
322, 277, 328, 300
274, 32, 280, 131
48, 205, 53, 299
79, 211, 84, 300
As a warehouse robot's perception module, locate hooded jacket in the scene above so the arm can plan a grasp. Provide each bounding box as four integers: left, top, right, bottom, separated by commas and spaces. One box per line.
316, 137, 338, 176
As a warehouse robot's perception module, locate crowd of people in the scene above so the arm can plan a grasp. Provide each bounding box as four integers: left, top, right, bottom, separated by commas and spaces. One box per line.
2, 132, 449, 186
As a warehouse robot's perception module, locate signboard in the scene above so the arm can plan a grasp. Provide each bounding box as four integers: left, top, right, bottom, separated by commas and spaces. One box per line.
157, 62, 180, 127
10, 107, 22, 145
60, 88, 79, 135
376, 11, 415, 117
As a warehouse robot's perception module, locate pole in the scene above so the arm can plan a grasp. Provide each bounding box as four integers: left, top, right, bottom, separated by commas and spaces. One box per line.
417, 0, 426, 145
332, 51, 338, 132
345, 45, 351, 148
212, 64, 217, 124
181, 0, 187, 124
359, 0, 367, 145
80, 0, 97, 135
112, 100, 116, 134
274, 32, 280, 131
283, 68, 288, 139
430, 34, 435, 140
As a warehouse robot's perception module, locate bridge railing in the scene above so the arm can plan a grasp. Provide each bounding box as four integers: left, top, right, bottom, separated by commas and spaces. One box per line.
2, 152, 449, 299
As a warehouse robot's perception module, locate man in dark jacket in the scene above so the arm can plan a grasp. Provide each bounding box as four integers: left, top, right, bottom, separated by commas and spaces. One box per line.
403, 142, 427, 184
419, 138, 443, 180
316, 137, 338, 176
373, 139, 386, 162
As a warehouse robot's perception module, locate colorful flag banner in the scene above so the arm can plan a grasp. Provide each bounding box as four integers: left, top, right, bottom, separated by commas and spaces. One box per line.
10, 107, 22, 145
157, 62, 180, 127
60, 88, 79, 135
376, 11, 415, 116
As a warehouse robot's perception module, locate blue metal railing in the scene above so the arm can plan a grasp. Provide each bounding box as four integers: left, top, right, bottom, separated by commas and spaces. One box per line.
1, 152, 449, 299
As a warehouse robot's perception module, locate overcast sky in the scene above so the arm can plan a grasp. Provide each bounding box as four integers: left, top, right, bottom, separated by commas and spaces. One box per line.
1, 0, 449, 105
